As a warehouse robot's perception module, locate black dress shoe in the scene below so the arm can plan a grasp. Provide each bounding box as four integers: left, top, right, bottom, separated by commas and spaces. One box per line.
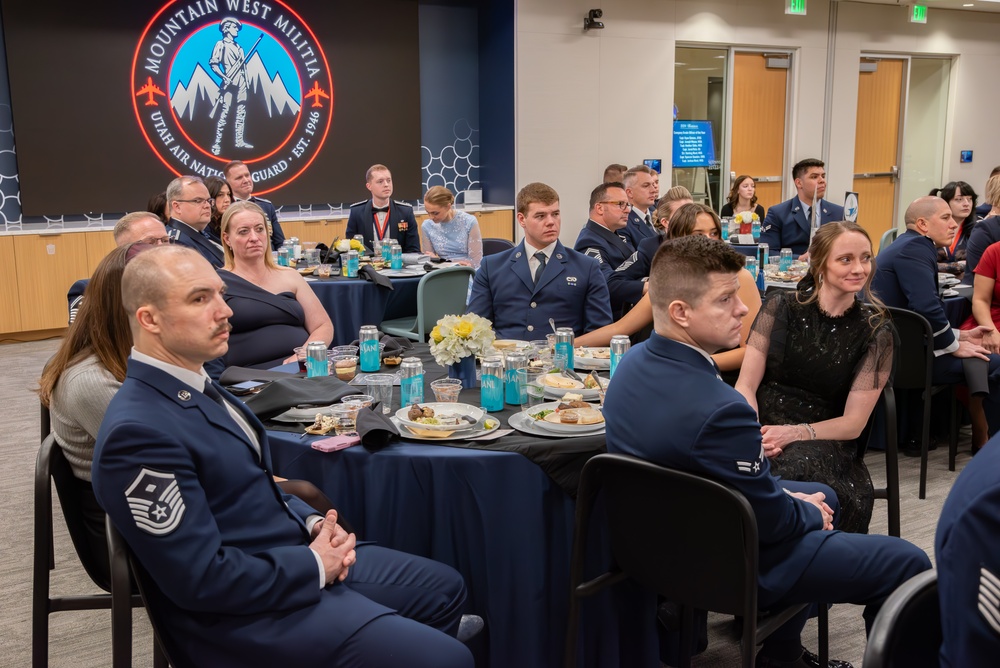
456, 614, 484, 643
901, 439, 938, 457
801, 647, 854, 668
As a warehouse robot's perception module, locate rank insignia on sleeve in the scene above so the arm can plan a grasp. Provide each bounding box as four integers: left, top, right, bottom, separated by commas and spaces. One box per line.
978, 566, 1000, 635
736, 447, 764, 475
584, 248, 603, 263
125, 468, 186, 536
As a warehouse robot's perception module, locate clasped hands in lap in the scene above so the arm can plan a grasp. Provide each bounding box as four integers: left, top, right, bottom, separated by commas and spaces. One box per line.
311, 509, 357, 583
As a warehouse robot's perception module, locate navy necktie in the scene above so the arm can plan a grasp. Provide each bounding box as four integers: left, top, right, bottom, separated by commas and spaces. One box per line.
203, 380, 227, 409
533, 251, 547, 285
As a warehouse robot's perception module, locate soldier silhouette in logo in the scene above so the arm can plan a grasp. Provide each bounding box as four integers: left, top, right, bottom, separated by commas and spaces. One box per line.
209, 17, 255, 155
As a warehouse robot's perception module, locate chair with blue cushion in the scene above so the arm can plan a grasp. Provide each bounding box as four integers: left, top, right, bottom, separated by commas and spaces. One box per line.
380, 266, 476, 342
879, 228, 899, 254
482, 238, 514, 257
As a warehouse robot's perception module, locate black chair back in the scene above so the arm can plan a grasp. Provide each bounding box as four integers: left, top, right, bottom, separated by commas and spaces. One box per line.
862, 570, 940, 668
482, 237, 514, 256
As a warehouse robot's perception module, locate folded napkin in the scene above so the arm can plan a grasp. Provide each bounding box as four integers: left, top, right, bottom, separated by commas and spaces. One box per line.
220, 366, 304, 386
359, 264, 394, 289
402, 253, 431, 266
243, 376, 356, 422
347, 333, 414, 360
357, 405, 400, 450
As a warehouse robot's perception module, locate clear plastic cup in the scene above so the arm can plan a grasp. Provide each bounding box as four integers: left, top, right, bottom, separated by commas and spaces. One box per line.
331, 345, 360, 357
328, 405, 359, 435
430, 378, 463, 402
293, 346, 308, 373
341, 394, 374, 410
366, 373, 395, 415
518, 369, 546, 407
331, 355, 358, 382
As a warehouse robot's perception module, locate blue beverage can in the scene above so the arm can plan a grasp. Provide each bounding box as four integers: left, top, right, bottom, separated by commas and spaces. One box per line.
277, 247, 289, 267
555, 328, 575, 371
720, 217, 731, 242
779, 248, 793, 272
359, 325, 380, 373
504, 352, 529, 406
751, 219, 762, 241
390, 243, 403, 270
346, 250, 359, 278
480, 356, 504, 412
399, 357, 424, 407
610, 335, 630, 378
306, 341, 328, 378
381, 240, 392, 263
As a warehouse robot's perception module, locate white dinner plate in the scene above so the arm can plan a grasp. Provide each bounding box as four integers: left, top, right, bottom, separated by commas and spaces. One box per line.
395, 402, 485, 431
272, 405, 334, 422
542, 375, 609, 401
391, 416, 499, 441
508, 409, 605, 438
574, 348, 611, 370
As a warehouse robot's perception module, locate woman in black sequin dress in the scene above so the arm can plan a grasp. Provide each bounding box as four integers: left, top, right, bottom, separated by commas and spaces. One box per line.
736, 222, 893, 533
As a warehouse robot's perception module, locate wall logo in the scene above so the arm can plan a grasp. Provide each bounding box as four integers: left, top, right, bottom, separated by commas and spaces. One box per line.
131, 1, 333, 194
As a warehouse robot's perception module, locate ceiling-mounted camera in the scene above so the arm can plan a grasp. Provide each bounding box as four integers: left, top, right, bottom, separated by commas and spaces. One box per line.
584, 9, 604, 31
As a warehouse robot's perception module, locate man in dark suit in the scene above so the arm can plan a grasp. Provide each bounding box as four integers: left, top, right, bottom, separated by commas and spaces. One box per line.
165, 176, 225, 269
936, 433, 1000, 666
621, 165, 659, 247
93, 246, 473, 668
224, 159, 285, 251
604, 235, 931, 668
872, 195, 1000, 445
468, 182, 612, 340
575, 181, 643, 317
760, 158, 844, 256
345, 164, 420, 254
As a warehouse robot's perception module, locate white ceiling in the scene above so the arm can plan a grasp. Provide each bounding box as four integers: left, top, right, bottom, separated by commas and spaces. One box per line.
844, 0, 1000, 14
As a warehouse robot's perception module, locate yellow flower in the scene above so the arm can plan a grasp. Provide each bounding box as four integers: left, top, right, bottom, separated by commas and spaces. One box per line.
454, 321, 474, 338
350, 239, 365, 252
430, 326, 443, 343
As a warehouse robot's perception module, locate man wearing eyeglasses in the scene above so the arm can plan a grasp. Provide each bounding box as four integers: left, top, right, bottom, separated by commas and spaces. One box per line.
575, 182, 645, 318
166, 176, 225, 268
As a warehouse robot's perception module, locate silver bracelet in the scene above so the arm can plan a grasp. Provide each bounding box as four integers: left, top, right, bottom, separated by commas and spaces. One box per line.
801, 423, 817, 440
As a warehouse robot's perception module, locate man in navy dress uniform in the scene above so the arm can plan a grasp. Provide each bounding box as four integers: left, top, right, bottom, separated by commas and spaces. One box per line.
468, 182, 612, 340
621, 165, 660, 247
760, 159, 844, 256
93, 246, 473, 668
872, 195, 1000, 439
607, 189, 693, 293
165, 176, 225, 269
936, 434, 1000, 666
224, 159, 285, 251
345, 164, 420, 254
575, 181, 643, 317
604, 235, 930, 668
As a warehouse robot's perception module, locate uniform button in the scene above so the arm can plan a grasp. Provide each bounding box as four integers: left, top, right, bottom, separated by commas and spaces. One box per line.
530, 302, 537, 308
527, 325, 534, 332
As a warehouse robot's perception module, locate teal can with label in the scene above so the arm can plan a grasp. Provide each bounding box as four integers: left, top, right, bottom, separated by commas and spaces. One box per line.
555, 328, 575, 370
480, 356, 504, 412
400, 357, 424, 407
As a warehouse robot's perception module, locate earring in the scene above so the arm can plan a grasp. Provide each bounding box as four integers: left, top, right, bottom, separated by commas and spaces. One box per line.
818, 273, 824, 284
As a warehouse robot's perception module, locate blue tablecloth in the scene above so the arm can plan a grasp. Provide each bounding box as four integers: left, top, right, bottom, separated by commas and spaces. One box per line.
267, 425, 654, 667
308, 274, 421, 345
944, 284, 973, 327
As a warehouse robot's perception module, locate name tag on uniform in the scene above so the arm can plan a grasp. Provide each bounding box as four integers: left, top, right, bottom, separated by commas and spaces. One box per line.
566, 276, 578, 286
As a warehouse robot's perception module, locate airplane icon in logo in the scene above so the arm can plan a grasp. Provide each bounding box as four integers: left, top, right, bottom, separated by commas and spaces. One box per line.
304, 81, 329, 108
135, 77, 166, 106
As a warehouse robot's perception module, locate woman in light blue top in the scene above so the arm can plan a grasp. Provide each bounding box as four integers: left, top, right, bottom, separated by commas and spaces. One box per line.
421, 186, 483, 269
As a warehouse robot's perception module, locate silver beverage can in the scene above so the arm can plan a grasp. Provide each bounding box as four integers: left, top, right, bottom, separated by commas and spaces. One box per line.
504, 352, 529, 406
610, 335, 630, 378
306, 341, 328, 378
399, 357, 424, 406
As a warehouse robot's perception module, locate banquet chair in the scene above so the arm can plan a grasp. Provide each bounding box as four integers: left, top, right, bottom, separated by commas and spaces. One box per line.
32, 433, 146, 668
380, 265, 476, 342
482, 237, 514, 256
884, 306, 959, 499
565, 453, 828, 668
861, 570, 940, 668
107, 519, 175, 668
878, 228, 899, 254
857, 386, 901, 537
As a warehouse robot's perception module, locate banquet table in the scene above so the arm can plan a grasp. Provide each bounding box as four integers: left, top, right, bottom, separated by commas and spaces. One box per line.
306, 272, 422, 345
263, 348, 655, 668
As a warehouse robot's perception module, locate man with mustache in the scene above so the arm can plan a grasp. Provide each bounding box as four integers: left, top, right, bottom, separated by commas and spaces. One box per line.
93, 246, 474, 667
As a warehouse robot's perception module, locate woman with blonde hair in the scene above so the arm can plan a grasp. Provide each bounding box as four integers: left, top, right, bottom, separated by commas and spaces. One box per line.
420, 186, 483, 268
964, 173, 1000, 281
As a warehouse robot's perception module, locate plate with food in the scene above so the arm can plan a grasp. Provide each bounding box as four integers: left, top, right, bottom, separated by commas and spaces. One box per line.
392, 416, 500, 440
296, 266, 317, 276
272, 404, 334, 423
542, 375, 608, 401
509, 401, 605, 437
537, 371, 584, 390
492, 339, 531, 353
394, 402, 485, 432
574, 347, 611, 370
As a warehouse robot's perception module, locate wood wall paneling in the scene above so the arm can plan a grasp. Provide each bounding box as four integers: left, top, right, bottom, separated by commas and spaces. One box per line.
14, 234, 91, 331
84, 231, 117, 274
0, 236, 22, 334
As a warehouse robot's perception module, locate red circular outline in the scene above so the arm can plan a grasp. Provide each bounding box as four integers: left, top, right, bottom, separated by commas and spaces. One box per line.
131, 0, 335, 194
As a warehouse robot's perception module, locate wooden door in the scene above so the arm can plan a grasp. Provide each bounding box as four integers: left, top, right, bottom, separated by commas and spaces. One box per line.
853, 58, 905, 242
14, 233, 90, 331
732, 53, 788, 212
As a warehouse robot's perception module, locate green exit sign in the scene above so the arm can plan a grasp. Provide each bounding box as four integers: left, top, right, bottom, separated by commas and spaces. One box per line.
786, 0, 807, 15
910, 5, 928, 23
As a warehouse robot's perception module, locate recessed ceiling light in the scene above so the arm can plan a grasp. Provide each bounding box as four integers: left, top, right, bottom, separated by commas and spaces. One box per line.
964, 3, 974, 6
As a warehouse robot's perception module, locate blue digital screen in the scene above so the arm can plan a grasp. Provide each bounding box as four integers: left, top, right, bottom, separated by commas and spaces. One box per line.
672, 120, 716, 168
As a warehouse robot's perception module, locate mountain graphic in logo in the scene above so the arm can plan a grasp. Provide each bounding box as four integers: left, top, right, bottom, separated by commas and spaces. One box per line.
171, 54, 301, 122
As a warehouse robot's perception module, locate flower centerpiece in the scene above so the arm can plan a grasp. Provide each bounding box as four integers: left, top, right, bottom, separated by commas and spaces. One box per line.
734, 210, 760, 235
334, 237, 366, 254
429, 313, 495, 388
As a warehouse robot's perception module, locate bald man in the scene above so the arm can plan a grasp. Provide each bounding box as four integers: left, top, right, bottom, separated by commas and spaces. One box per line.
872, 196, 1000, 447
93, 246, 473, 668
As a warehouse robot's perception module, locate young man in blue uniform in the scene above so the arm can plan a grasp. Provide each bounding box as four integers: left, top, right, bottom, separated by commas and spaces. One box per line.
93, 246, 473, 668
165, 176, 225, 269
345, 163, 420, 254
621, 165, 659, 247
467, 182, 612, 340
936, 435, 1000, 666
760, 159, 844, 257
603, 235, 930, 668
224, 159, 285, 251
574, 181, 643, 317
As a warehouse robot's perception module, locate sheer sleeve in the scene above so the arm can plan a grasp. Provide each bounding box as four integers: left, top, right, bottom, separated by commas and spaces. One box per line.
746, 290, 791, 363
420, 220, 435, 255
467, 218, 483, 269
849, 315, 895, 393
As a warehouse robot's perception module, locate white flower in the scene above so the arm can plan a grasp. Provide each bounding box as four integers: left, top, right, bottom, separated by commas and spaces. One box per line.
335, 239, 352, 252
429, 313, 496, 366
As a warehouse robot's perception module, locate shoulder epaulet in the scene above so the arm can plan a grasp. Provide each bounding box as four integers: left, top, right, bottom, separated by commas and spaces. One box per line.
393, 199, 413, 209
251, 195, 272, 204
350, 200, 368, 207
